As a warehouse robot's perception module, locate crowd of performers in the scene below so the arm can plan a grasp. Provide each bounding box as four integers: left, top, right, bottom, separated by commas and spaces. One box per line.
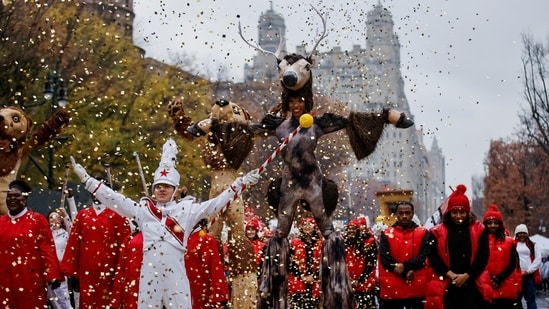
1, 163, 546, 309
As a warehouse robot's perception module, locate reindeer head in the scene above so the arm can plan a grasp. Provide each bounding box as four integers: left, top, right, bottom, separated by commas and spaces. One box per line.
239, 5, 328, 114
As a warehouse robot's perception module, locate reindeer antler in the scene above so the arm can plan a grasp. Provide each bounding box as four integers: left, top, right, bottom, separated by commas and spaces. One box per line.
308, 5, 329, 59
238, 21, 285, 59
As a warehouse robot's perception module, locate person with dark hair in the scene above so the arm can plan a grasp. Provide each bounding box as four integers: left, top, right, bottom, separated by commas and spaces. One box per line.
61, 177, 131, 309
425, 184, 492, 309
288, 217, 323, 309
482, 204, 521, 309
185, 218, 230, 308
515, 223, 542, 309
0, 179, 64, 308
246, 219, 266, 276
345, 217, 378, 309
378, 201, 430, 309
109, 221, 142, 309
47, 209, 73, 309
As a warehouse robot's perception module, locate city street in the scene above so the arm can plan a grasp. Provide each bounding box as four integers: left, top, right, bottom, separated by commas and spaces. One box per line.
531, 290, 549, 308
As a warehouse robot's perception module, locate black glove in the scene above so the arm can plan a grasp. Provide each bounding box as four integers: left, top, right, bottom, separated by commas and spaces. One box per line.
49, 279, 62, 290
260, 114, 284, 130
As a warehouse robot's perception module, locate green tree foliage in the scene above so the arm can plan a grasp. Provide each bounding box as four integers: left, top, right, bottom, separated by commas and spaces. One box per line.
1, 1, 212, 200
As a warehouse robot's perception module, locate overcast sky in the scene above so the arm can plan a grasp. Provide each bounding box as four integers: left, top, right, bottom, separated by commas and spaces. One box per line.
132, 0, 549, 198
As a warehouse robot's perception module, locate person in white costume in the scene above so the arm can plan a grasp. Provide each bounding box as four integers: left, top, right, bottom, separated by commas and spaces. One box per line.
70, 138, 260, 309
46, 210, 73, 309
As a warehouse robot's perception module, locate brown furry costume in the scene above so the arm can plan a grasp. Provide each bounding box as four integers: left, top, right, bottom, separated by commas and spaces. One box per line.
238, 7, 414, 307
0, 106, 70, 214
168, 98, 258, 309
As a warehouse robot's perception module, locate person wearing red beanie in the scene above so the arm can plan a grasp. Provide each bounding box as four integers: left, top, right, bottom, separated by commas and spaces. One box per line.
425, 184, 492, 309
288, 217, 323, 309
483, 204, 522, 309
245, 219, 265, 278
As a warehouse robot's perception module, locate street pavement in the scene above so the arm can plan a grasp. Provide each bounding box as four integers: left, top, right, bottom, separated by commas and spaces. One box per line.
530, 290, 549, 308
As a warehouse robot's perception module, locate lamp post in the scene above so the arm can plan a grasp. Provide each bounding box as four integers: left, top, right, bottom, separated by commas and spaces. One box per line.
43, 71, 68, 190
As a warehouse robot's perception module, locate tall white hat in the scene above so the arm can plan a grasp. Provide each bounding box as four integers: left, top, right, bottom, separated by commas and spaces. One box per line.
152, 138, 180, 188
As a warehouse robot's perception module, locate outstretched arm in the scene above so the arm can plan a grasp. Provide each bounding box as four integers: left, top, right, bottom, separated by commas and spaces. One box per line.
185, 169, 261, 224
168, 98, 195, 140
22, 109, 71, 158
70, 156, 139, 219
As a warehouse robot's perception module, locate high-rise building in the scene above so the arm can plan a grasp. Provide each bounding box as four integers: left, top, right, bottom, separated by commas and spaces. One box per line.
244, 3, 446, 221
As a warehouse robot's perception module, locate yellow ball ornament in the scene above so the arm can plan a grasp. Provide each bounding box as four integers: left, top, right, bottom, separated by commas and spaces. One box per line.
299, 113, 314, 128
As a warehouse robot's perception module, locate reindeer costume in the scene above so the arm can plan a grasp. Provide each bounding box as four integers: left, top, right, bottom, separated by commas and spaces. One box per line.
238, 7, 414, 309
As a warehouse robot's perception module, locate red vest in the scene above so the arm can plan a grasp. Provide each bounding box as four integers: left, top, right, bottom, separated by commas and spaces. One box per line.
425, 221, 493, 309
378, 226, 428, 300
288, 236, 322, 297
346, 236, 377, 293
487, 235, 522, 300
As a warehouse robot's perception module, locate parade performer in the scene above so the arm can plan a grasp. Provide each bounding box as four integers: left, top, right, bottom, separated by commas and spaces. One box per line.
61, 178, 131, 308
426, 184, 492, 309
0, 105, 70, 214
185, 219, 230, 308
378, 201, 430, 309
205, 6, 415, 308
169, 98, 258, 308
0, 180, 64, 308
345, 217, 379, 308
483, 204, 521, 309
70, 138, 260, 309
288, 217, 323, 308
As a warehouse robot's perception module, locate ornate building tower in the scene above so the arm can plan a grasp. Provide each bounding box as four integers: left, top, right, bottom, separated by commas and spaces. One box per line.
243, 2, 286, 82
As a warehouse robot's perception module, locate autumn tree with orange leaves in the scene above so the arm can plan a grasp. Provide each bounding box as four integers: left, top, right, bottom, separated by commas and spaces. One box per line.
484, 139, 549, 233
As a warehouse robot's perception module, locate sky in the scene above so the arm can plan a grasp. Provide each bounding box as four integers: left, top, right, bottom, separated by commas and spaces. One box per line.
131, 0, 549, 197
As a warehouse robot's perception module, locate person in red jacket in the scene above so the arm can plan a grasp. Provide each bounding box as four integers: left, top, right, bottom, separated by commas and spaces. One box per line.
345, 217, 378, 309
109, 226, 143, 309
426, 184, 492, 309
378, 201, 430, 309
483, 204, 521, 309
246, 219, 265, 276
288, 217, 323, 309
185, 218, 230, 308
61, 178, 131, 309
0, 180, 64, 308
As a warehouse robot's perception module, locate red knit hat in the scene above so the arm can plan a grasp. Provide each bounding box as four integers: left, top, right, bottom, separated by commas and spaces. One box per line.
300, 217, 317, 228
483, 204, 503, 223
246, 219, 260, 232
446, 184, 470, 212
347, 219, 361, 228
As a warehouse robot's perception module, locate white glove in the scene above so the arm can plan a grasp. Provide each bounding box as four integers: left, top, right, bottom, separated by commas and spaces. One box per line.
243, 169, 260, 186
230, 169, 260, 192
70, 156, 91, 184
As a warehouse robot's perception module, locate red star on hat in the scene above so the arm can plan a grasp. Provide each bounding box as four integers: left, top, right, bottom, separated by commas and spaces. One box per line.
160, 169, 169, 177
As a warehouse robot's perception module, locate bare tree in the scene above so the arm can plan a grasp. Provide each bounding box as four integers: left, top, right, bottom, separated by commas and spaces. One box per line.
519, 33, 549, 156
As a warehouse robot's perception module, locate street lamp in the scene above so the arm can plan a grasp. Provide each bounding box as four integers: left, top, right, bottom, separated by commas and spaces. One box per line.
43, 71, 69, 189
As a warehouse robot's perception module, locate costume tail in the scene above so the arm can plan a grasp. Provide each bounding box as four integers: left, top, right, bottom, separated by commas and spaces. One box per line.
321, 232, 354, 309
257, 235, 289, 309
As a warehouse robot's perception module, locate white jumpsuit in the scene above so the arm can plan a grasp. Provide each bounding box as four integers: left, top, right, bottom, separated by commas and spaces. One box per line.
85, 178, 237, 309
